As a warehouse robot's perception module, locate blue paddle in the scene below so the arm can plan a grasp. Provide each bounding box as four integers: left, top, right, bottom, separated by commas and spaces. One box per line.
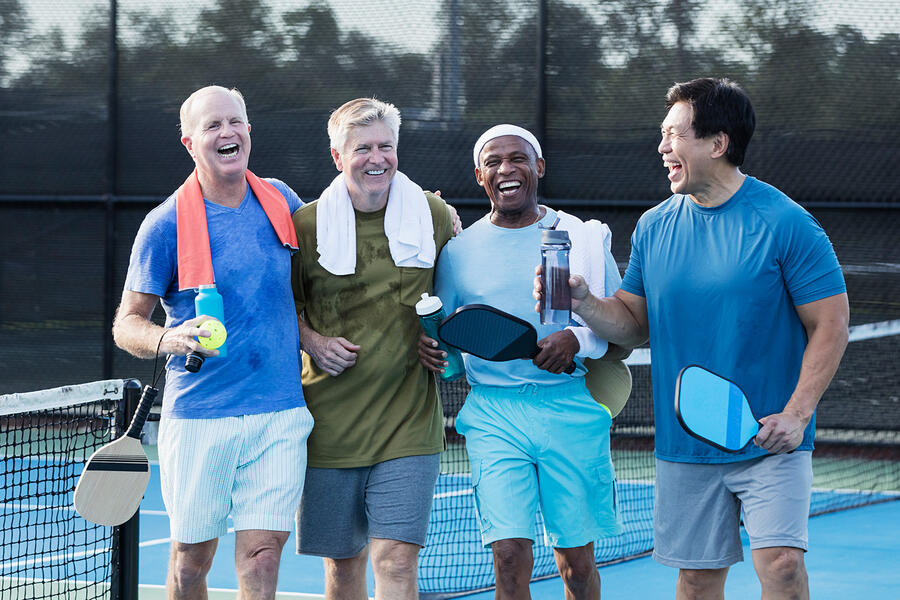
674, 365, 760, 452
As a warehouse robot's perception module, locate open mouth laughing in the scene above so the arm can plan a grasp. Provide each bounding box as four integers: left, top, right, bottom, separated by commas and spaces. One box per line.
217, 143, 239, 158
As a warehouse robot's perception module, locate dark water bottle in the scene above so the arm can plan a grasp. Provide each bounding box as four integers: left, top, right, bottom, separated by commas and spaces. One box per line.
415, 293, 465, 381
185, 284, 226, 372
540, 229, 572, 325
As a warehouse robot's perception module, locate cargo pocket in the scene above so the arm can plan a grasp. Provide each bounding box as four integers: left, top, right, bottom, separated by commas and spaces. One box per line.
592, 460, 622, 536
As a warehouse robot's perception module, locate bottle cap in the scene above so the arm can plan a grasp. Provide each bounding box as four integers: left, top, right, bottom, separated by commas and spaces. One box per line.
415, 293, 443, 316
541, 229, 571, 245
198, 284, 217, 290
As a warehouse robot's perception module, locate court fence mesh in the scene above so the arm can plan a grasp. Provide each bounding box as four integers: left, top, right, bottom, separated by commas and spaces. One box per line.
0, 380, 140, 600
1, 0, 899, 596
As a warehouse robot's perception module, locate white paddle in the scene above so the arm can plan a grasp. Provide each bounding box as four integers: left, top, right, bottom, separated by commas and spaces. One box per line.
73, 385, 158, 526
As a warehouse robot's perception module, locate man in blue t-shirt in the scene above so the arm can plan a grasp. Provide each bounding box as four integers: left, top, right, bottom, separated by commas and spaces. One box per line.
420, 124, 628, 599
538, 78, 849, 599
113, 86, 313, 599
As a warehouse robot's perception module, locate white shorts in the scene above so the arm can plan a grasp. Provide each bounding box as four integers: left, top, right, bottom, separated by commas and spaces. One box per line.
158, 406, 314, 544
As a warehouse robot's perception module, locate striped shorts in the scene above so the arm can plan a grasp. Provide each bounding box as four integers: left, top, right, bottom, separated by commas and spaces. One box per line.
158, 406, 314, 544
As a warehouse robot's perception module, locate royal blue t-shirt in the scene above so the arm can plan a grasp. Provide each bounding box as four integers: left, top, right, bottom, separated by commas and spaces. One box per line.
621, 176, 845, 463
124, 178, 306, 418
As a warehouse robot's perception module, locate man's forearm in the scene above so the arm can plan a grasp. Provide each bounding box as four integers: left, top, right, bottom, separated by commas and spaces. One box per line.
576, 294, 648, 349
112, 312, 167, 359
784, 316, 849, 423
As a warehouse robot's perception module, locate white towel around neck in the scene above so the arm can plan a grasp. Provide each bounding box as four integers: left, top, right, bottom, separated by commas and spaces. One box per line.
316, 171, 435, 276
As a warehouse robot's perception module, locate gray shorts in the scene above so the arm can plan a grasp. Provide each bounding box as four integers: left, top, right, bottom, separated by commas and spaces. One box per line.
295, 453, 441, 559
653, 451, 812, 569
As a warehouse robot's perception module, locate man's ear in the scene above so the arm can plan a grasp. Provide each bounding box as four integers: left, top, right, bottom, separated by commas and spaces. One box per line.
181, 135, 194, 159
536, 157, 546, 178
474, 166, 485, 187
331, 147, 344, 171
711, 132, 729, 160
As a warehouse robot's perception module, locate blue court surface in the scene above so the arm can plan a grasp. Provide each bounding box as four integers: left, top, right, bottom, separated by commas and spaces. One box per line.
132, 463, 900, 599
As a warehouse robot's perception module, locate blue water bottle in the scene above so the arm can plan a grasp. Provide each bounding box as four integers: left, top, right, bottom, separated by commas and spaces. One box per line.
185, 284, 226, 372
415, 293, 465, 381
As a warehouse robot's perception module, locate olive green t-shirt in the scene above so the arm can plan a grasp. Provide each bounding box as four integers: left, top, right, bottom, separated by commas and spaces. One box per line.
291, 192, 453, 468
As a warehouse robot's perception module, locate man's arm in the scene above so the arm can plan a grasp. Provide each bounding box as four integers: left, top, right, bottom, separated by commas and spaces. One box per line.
112, 289, 218, 359
755, 293, 850, 454
535, 267, 649, 349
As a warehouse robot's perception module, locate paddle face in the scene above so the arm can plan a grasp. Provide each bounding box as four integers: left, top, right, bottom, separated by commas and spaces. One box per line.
675, 365, 759, 453
73, 436, 150, 526
439, 304, 538, 361
74, 383, 157, 526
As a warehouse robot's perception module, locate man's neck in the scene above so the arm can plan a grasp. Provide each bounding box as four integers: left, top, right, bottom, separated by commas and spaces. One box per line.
490, 204, 545, 229
197, 171, 247, 209
351, 190, 390, 213
689, 167, 745, 208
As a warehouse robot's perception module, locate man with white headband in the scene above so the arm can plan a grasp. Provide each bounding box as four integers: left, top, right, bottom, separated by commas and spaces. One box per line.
419, 124, 628, 599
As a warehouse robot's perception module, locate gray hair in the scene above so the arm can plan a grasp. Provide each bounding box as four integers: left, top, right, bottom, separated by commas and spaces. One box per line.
327, 98, 401, 152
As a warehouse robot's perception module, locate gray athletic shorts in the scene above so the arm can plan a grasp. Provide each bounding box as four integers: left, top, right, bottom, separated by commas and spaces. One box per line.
653, 451, 812, 569
295, 453, 441, 559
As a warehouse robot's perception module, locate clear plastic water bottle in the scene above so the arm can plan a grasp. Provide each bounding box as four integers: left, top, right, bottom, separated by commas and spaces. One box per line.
185, 284, 226, 372
540, 229, 572, 325
415, 293, 465, 381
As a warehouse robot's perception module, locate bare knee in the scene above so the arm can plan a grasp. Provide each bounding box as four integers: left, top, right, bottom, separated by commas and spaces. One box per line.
555, 545, 599, 589
492, 538, 533, 593
169, 541, 216, 589
370, 540, 419, 582
677, 567, 728, 600
235, 531, 288, 586
755, 548, 807, 596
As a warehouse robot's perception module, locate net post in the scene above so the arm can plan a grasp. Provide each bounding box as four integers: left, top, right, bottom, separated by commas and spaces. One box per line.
115, 378, 142, 600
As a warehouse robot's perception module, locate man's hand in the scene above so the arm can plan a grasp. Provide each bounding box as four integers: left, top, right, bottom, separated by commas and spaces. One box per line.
533, 329, 579, 374
417, 332, 448, 374
160, 315, 221, 358
533, 265, 592, 315
755, 410, 808, 454
303, 330, 360, 376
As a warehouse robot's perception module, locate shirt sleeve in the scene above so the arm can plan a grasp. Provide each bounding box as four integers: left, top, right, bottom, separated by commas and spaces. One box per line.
434, 244, 459, 315
778, 208, 846, 306
123, 205, 177, 298
620, 226, 646, 298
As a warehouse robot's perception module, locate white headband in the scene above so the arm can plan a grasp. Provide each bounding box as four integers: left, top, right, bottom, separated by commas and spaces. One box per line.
472, 124, 543, 167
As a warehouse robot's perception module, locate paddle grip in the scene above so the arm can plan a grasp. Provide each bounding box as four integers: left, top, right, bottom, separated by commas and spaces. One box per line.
125, 385, 158, 440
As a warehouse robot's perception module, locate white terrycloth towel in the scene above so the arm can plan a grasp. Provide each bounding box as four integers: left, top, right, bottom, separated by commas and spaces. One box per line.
316, 170, 435, 276
556, 209, 611, 358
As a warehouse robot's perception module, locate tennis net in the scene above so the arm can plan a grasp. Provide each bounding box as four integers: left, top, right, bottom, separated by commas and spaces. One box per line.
421, 320, 900, 597
0, 379, 140, 600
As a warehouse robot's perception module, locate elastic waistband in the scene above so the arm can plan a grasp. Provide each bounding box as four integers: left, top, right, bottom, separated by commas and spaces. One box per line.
470, 377, 588, 401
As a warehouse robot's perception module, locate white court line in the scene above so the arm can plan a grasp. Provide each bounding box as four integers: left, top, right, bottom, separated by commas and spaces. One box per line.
0, 545, 110, 573
139, 583, 329, 598
140, 527, 235, 549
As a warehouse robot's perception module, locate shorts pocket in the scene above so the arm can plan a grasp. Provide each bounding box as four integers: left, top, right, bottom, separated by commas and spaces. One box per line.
591, 460, 621, 534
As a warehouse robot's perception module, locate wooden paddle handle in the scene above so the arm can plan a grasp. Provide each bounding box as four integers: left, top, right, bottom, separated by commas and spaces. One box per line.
125, 385, 158, 440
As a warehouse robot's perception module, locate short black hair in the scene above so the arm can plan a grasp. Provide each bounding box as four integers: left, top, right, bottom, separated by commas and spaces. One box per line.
665, 78, 755, 166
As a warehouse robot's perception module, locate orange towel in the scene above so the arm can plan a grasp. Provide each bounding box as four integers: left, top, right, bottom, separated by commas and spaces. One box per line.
176, 169, 299, 291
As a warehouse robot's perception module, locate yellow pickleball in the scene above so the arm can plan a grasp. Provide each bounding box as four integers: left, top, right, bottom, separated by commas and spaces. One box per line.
197, 319, 227, 349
